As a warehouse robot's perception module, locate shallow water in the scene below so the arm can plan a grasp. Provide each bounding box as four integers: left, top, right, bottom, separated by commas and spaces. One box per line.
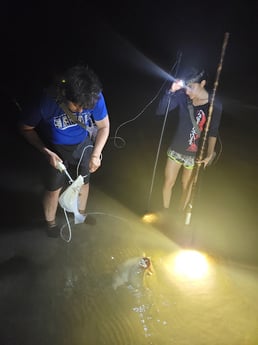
1, 77, 258, 344
0, 189, 258, 345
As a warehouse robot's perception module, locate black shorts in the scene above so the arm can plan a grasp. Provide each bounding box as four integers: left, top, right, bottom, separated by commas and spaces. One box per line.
43, 136, 93, 191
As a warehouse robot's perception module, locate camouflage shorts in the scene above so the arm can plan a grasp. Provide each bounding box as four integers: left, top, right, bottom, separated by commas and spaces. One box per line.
167, 149, 195, 169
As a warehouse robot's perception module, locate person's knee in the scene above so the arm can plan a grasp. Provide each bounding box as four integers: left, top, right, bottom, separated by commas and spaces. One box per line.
81, 182, 89, 190
45, 188, 62, 199
181, 183, 187, 191
164, 179, 175, 189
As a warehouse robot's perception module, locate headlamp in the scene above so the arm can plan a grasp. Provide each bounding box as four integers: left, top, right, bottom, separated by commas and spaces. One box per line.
178, 79, 186, 88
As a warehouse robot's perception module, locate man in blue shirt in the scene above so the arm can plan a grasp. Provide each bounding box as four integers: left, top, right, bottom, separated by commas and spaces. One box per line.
20, 65, 110, 237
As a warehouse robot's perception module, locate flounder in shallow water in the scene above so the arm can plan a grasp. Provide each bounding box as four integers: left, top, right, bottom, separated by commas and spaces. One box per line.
112, 256, 153, 290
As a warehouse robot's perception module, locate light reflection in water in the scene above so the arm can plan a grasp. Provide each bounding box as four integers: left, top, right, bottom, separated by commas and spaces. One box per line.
173, 249, 209, 279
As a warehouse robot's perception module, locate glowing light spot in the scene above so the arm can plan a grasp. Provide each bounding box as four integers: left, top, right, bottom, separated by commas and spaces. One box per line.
142, 212, 159, 224
174, 250, 209, 280
178, 79, 185, 87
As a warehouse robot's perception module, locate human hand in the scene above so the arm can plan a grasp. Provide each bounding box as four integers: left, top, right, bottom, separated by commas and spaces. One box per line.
196, 152, 216, 169
89, 155, 101, 173
43, 148, 63, 170
170, 79, 184, 92
196, 157, 210, 169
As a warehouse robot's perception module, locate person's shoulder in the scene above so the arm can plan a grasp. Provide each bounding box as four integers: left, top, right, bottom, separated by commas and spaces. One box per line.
210, 94, 223, 121
214, 95, 222, 111
98, 92, 105, 101
97, 91, 103, 98
39, 88, 60, 117
208, 91, 222, 109
95, 92, 107, 107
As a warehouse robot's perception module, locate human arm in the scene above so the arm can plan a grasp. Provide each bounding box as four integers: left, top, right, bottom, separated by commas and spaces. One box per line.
19, 124, 63, 169
197, 98, 222, 168
156, 80, 184, 115
197, 136, 217, 168
89, 115, 110, 173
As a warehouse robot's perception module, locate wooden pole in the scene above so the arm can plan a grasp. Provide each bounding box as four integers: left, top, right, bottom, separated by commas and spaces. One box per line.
185, 32, 230, 226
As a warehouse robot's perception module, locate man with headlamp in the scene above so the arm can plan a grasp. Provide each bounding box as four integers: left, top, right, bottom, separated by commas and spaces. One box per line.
156, 67, 222, 219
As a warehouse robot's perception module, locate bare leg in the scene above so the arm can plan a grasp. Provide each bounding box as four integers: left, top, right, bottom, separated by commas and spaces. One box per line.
78, 183, 89, 214
43, 187, 62, 225
180, 167, 194, 210
163, 158, 182, 209
77, 183, 96, 225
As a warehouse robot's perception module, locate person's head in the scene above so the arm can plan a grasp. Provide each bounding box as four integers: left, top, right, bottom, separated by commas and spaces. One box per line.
58, 65, 102, 112
180, 67, 208, 100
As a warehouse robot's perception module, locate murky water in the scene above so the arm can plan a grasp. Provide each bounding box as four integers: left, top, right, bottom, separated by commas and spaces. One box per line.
1, 194, 258, 345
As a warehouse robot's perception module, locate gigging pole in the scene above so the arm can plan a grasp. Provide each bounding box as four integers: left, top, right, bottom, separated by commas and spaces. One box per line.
184, 32, 230, 226
146, 51, 182, 213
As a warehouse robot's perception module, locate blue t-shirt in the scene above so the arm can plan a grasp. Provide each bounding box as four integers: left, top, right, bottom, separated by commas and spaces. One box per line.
156, 90, 222, 156
21, 91, 108, 145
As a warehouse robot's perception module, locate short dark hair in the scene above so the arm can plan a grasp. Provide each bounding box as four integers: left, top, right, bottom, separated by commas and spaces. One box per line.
180, 67, 208, 85
59, 65, 103, 108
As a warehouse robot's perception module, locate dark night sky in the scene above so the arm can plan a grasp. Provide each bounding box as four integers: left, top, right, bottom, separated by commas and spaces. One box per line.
0, 1, 258, 251
2, 1, 258, 118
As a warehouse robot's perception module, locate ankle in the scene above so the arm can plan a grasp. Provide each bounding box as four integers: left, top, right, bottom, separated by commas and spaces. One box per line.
46, 220, 56, 228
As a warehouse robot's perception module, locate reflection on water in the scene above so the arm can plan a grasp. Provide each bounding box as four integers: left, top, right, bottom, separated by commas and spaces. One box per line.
0, 208, 258, 345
